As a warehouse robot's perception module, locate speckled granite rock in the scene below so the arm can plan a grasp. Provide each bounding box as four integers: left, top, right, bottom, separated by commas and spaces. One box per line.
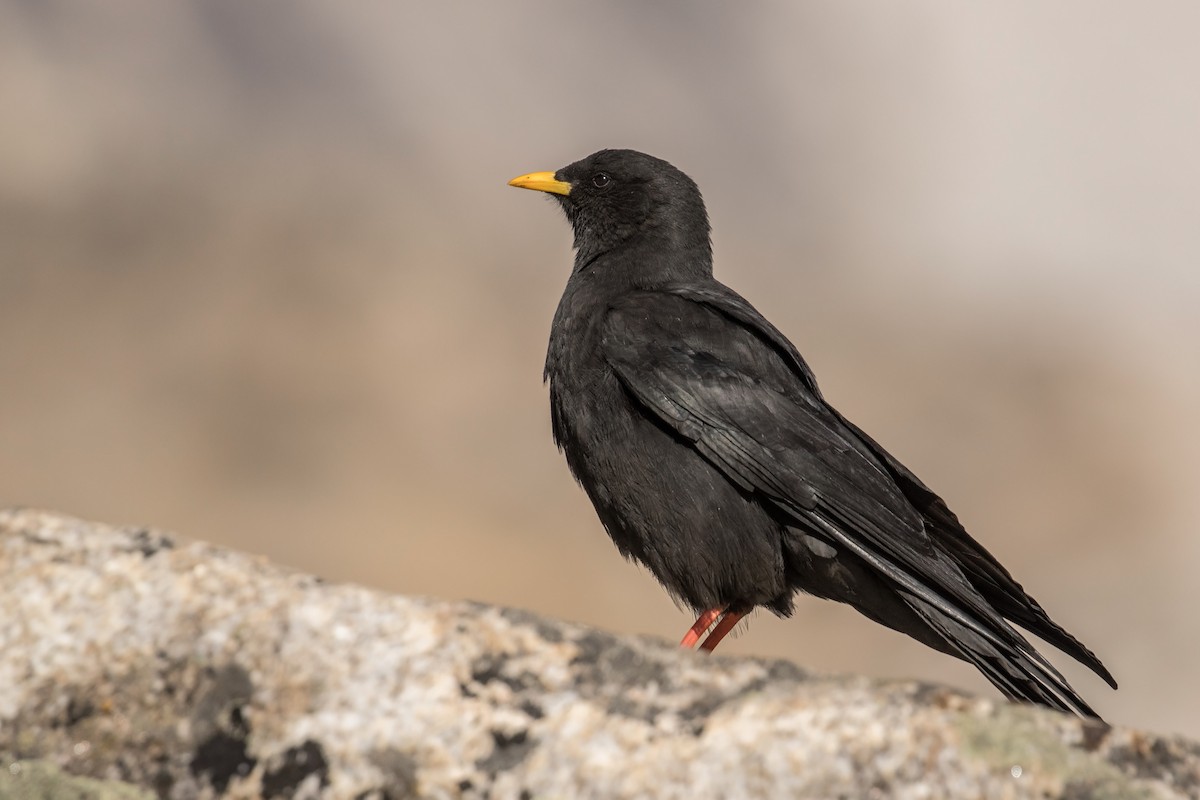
0, 509, 1196, 800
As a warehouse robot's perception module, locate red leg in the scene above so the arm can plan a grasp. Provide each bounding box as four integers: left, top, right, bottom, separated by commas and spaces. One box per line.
679, 607, 724, 648
699, 610, 747, 652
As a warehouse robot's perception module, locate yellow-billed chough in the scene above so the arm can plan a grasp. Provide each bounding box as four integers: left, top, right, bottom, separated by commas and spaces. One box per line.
509, 149, 1116, 718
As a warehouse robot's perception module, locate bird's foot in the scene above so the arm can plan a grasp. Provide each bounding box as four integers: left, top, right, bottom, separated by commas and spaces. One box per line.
679, 607, 747, 652
680, 607, 724, 648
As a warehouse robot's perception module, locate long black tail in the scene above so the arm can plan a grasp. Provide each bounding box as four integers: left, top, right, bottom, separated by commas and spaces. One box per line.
901, 591, 1101, 718
801, 507, 1106, 719
829, 410, 1116, 692
929, 519, 1118, 690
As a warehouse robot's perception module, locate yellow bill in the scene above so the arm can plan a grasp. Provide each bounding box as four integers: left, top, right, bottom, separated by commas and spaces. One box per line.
508, 171, 572, 196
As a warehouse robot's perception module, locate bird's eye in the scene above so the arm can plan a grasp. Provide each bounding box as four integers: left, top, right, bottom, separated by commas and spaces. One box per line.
591, 172, 611, 189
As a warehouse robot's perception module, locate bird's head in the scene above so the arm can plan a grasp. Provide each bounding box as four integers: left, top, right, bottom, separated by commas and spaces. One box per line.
509, 149, 712, 276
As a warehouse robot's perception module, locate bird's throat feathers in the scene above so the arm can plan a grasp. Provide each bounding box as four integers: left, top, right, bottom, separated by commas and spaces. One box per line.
565, 197, 714, 282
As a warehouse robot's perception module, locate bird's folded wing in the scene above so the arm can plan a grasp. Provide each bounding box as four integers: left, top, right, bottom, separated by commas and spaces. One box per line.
601, 290, 1091, 712
601, 289, 943, 573
662, 284, 1114, 688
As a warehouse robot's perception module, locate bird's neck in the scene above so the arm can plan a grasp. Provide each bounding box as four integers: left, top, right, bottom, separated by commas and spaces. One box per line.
572, 230, 712, 287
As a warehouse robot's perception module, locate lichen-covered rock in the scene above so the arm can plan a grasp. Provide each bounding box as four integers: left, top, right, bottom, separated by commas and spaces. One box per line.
1, 509, 1196, 799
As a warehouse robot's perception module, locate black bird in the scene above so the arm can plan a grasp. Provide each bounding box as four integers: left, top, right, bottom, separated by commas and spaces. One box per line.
508, 149, 1116, 717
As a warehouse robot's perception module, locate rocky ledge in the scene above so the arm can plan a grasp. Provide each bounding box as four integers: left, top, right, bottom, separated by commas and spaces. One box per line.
0, 509, 1196, 799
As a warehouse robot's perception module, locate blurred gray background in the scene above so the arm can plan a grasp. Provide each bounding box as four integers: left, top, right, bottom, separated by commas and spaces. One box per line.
2, 2, 1197, 737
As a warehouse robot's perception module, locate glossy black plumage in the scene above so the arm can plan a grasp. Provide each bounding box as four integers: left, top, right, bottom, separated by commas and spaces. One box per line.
512, 149, 1116, 717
